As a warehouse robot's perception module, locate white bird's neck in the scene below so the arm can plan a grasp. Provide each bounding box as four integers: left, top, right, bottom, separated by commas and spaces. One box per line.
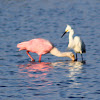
69, 29, 74, 42
50, 47, 72, 57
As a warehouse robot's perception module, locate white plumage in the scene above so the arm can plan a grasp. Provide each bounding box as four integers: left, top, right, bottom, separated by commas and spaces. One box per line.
61, 25, 86, 61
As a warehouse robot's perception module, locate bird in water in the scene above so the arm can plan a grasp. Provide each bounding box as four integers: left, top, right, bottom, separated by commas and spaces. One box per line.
61, 25, 86, 61
17, 38, 75, 62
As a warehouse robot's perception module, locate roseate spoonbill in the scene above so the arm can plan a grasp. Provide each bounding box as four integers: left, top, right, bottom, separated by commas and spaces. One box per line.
61, 25, 86, 61
17, 38, 75, 62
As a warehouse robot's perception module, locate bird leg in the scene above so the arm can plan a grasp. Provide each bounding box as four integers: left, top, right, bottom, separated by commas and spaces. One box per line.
39, 55, 42, 62
26, 51, 35, 61
75, 53, 77, 61
81, 54, 83, 61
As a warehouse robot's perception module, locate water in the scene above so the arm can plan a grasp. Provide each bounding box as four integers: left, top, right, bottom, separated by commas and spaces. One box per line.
0, 0, 100, 100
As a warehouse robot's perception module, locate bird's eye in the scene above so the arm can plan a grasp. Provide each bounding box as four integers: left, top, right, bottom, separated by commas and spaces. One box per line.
66, 30, 68, 32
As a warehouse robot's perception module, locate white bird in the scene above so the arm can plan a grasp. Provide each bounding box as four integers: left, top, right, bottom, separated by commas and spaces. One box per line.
61, 25, 86, 61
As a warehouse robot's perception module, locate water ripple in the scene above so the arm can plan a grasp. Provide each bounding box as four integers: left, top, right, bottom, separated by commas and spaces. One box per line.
0, 0, 100, 100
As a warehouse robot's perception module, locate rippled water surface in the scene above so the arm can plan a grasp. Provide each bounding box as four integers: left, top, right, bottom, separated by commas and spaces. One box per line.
0, 0, 100, 100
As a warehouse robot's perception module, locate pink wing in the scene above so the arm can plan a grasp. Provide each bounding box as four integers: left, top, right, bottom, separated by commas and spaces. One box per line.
17, 38, 53, 55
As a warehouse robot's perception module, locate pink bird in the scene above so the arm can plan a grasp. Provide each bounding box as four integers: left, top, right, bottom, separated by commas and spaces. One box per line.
17, 38, 75, 62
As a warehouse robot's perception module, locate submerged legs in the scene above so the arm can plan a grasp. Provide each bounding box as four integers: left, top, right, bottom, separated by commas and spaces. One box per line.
26, 51, 35, 61
75, 53, 84, 61
26, 51, 42, 62
81, 54, 83, 61
75, 53, 77, 61
39, 55, 42, 62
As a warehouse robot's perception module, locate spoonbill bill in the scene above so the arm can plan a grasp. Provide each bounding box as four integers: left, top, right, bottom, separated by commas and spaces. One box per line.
17, 38, 75, 62
61, 25, 86, 61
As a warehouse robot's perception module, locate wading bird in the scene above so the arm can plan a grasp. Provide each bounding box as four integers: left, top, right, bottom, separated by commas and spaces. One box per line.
17, 38, 75, 62
61, 25, 86, 61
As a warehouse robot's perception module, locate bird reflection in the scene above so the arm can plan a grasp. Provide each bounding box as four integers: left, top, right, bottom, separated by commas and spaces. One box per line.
18, 62, 53, 84
51, 60, 85, 68
68, 61, 85, 78
51, 60, 86, 88
67, 61, 86, 88
18, 60, 86, 89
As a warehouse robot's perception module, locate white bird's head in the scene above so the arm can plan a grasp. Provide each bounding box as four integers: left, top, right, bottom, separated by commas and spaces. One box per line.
65, 25, 72, 32
61, 25, 72, 38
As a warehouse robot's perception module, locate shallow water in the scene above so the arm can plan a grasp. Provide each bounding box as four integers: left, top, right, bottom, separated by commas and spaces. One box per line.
0, 0, 100, 100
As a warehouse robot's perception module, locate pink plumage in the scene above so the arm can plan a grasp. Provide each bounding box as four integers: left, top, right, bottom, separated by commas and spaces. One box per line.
17, 38, 53, 62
